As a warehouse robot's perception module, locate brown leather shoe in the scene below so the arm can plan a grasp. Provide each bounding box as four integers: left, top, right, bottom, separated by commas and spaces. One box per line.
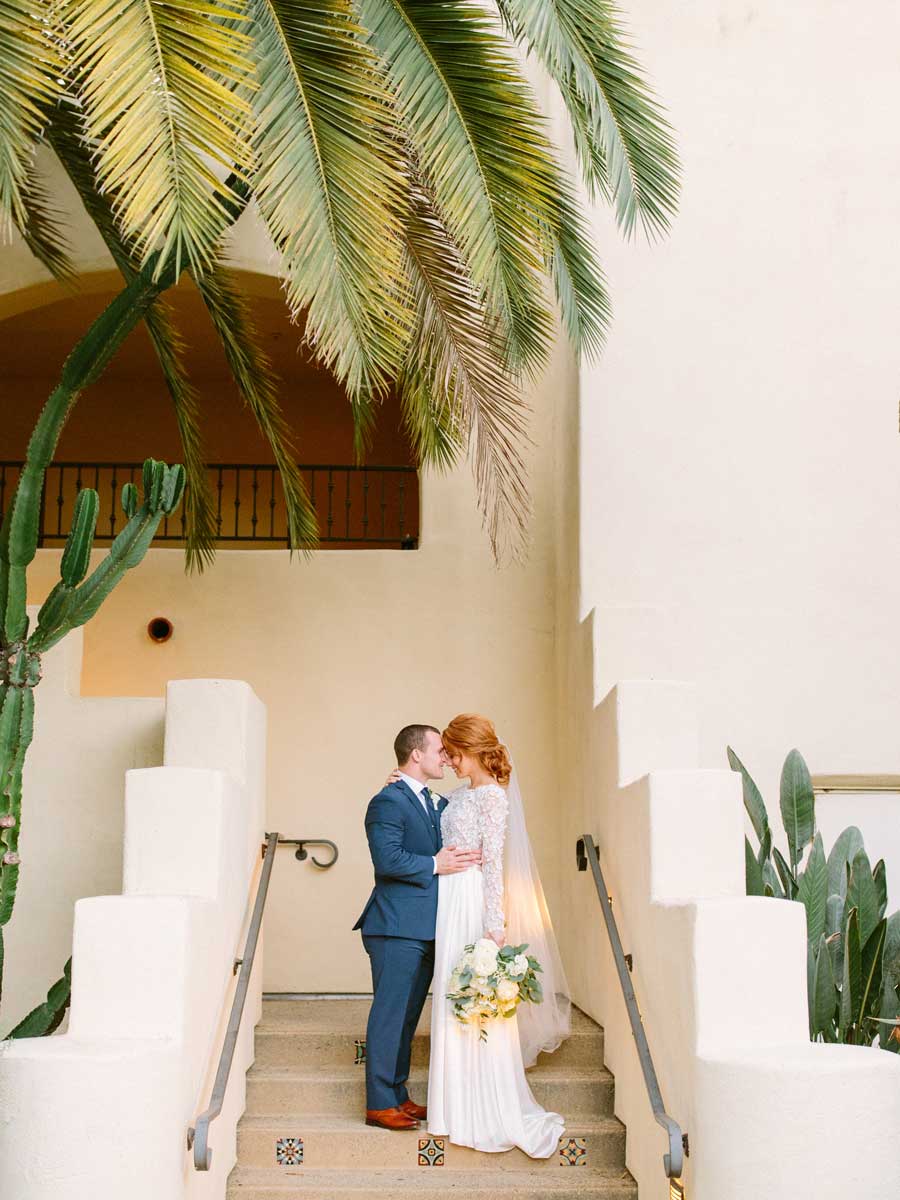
365, 1106, 419, 1130
399, 1098, 427, 1120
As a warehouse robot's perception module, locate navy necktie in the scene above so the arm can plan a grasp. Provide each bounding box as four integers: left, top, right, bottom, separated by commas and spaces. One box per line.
422, 787, 440, 838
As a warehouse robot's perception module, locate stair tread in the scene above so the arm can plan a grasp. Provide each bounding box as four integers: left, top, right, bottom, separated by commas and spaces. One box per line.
237, 1113, 624, 1133
228, 1165, 636, 1192
259, 999, 601, 1037
247, 1064, 613, 1082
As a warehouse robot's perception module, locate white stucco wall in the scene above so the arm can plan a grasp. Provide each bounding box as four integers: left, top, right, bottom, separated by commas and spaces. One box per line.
579, 0, 900, 810
0, 678, 266, 1200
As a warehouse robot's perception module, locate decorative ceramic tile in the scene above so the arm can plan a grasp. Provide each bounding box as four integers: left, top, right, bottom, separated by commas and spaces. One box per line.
559, 1136, 587, 1166
418, 1136, 445, 1166
275, 1137, 303, 1166
354, 1038, 366, 1065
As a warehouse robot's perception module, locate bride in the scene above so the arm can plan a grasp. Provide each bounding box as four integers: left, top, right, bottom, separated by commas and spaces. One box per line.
418, 714, 570, 1157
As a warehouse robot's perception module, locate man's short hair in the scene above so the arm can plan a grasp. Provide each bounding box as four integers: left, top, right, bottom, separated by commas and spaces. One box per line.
394, 724, 441, 766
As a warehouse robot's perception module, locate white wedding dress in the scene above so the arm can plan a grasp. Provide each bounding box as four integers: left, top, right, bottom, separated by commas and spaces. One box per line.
427, 783, 565, 1157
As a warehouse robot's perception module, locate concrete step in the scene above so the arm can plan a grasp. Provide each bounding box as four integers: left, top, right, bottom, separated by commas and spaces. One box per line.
245, 1066, 615, 1120
236, 1114, 626, 1171
227, 1166, 638, 1199
255, 1001, 603, 1072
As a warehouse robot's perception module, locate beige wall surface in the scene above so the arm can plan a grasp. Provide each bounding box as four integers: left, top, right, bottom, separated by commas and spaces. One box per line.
579, 0, 900, 808
22, 354, 570, 993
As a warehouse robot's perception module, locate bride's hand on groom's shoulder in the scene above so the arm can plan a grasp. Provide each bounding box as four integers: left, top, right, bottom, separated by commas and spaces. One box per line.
384, 768, 402, 785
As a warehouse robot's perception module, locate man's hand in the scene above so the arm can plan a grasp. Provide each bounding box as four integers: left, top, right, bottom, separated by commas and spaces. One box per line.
435, 845, 482, 875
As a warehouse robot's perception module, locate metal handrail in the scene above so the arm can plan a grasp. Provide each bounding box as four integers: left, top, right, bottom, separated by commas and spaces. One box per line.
188, 831, 279, 1171
276, 837, 339, 868
812, 774, 900, 793
577, 834, 686, 1180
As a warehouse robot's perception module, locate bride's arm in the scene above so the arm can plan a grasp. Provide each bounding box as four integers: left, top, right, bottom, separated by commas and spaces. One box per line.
479, 785, 509, 945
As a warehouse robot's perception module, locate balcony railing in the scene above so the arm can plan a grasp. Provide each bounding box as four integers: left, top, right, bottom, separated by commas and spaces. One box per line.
0, 461, 419, 549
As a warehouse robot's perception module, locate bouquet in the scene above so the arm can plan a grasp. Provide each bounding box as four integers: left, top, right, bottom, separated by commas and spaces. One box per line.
446, 938, 543, 1040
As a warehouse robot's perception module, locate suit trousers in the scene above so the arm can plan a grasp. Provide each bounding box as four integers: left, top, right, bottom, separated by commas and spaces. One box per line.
362, 934, 434, 1111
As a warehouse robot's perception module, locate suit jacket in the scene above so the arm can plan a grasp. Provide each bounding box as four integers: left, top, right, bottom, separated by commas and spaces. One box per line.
353, 780, 447, 941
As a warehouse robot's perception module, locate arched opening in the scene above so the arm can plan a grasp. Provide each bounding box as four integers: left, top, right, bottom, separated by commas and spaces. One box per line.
0, 271, 419, 549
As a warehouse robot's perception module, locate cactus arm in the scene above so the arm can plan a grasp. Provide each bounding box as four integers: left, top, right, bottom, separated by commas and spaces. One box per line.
0, 678, 34, 929
1, 257, 176, 643
6, 957, 72, 1038
28, 463, 185, 656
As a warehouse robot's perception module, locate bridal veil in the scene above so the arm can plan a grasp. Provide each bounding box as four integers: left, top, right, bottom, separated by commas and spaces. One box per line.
502, 763, 571, 1067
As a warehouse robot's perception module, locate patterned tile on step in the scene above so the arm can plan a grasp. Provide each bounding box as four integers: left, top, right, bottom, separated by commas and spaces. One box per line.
418, 1137, 445, 1166
354, 1038, 366, 1065
275, 1137, 303, 1166
559, 1136, 587, 1166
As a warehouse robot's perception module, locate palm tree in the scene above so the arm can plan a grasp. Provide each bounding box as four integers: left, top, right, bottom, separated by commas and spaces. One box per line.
0, 0, 679, 566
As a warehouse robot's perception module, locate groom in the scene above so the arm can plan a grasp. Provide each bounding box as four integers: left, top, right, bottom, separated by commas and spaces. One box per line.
353, 724, 481, 1130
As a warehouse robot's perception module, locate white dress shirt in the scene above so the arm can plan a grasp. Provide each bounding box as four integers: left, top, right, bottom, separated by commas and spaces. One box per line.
397, 771, 440, 874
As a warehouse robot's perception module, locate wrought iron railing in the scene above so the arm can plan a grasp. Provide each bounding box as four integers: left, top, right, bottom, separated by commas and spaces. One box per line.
577, 834, 687, 1182
0, 461, 419, 549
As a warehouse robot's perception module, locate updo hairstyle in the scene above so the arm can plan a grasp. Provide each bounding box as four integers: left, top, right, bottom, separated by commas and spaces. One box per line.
442, 714, 512, 786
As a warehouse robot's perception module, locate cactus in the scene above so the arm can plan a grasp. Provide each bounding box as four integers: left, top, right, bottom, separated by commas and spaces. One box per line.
729, 746, 900, 1049
0, 449, 184, 1022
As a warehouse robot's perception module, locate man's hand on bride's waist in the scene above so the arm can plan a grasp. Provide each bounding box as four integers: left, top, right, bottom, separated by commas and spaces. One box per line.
435, 845, 482, 875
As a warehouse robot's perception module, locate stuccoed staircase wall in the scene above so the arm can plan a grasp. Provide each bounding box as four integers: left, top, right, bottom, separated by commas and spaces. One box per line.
558, 609, 900, 1199
0, 676, 266, 1200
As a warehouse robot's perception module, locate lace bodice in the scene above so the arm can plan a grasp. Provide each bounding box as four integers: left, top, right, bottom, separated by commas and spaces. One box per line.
440, 783, 508, 935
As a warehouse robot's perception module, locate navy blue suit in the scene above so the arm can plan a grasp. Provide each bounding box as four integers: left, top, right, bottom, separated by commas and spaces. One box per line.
353, 780, 448, 1111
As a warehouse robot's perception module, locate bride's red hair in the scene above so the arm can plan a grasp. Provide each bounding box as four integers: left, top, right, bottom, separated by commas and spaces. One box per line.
442, 714, 512, 786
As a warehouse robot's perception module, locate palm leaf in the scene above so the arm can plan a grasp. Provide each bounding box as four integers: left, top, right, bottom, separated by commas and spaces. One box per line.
65, 0, 256, 275
247, 0, 412, 400
497, 0, 680, 238
399, 190, 530, 558
195, 266, 318, 552
16, 152, 75, 281
48, 108, 219, 569
548, 178, 611, 358
0, 0, 67, 254
359, 0, 558, 373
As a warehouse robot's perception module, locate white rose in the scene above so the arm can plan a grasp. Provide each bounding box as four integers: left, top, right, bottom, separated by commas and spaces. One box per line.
472, 944, 499, 976
512, 954, 529, 977
496, 978, 519, 1002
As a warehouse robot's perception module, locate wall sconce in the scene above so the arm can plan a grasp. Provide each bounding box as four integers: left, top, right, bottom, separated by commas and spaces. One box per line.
147, 616, 174, 644
669, 1180, 685, 1200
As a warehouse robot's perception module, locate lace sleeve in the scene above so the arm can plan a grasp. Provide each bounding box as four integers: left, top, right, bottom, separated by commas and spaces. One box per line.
478, 785, 508, 936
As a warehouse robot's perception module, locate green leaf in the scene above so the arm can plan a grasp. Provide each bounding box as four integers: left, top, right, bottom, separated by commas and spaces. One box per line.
495, 0, 680, 238
248, 0, 412, 397
826, 826, 864, 901
878, 911, 900, 1050
67, 0, 255, 275
797, 833, 828, 947
773, 847, 798, 900
8, 958, 72, 1039
846, 848, 879, 949
858, 918, 886, 1044
726, 746, 769, 844
840, 906, 861, 1043
358, 0, 562, 374
756, 826, 773, 870
780, 748, 815, 872
745, 836, 765, 896
0, 0, 65, 243
873, 859, 888, 923
762, 860, 783, 899
810, 934, 838, 1041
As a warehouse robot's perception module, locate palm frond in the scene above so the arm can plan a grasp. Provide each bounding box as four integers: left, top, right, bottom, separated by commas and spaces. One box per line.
497, 0, 680, 238
547, 178, 611, 360
359, 0, 558, 375
247, 0, 412, 400
0, 1, 66, 249
194, 265, 319, 552
65, 0, 256, 276
400, 190, 530, 559
17, 152, 75, 281
48, 107, 219, 569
